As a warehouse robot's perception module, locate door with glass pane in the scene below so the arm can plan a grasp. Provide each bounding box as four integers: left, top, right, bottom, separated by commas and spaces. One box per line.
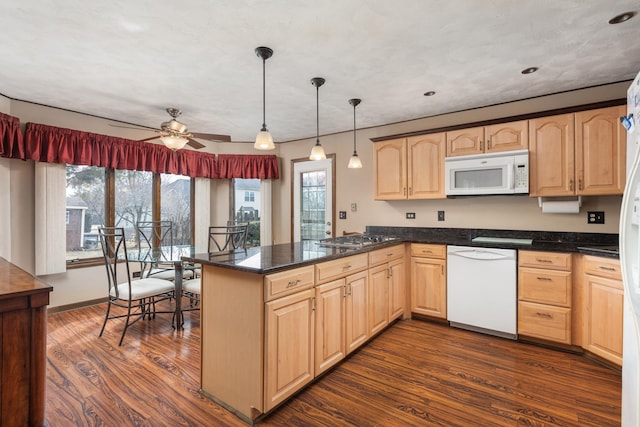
292, 157, 334, 248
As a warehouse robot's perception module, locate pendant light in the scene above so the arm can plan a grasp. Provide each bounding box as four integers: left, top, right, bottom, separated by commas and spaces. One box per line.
309, 77, 326, 160
347, 98, 363, 169
254, 46, 275, 150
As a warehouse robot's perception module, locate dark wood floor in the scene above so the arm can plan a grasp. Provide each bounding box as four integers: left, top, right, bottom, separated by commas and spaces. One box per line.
45, 300, 621, 426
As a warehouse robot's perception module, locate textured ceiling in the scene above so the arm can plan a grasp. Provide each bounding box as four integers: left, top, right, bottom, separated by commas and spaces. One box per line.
0, 1, 639, 144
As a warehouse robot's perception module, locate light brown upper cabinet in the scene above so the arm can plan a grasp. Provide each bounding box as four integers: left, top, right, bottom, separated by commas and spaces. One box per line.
529, 106, 626, 197
446, 120, 529, 157
374, 133, 446, 200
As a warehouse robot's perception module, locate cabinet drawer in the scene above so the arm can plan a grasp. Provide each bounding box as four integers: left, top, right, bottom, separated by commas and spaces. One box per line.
518, 268, 572, 307
583, 255, 622, 280
264, 265, 315, 302
410, 243, 446, 259
518, 251, 572, 271
316, 253, 368, 283
369, 244, 404, 265
518, 301, 571, 344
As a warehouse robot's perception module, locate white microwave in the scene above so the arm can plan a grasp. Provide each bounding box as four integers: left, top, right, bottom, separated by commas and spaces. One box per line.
445, 149, 529, 196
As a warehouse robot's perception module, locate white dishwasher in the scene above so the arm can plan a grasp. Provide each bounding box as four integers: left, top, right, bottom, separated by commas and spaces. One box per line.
447, 245, 517, 339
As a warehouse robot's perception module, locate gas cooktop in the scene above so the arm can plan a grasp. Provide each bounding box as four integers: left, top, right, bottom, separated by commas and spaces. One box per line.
317, 234, 398, 249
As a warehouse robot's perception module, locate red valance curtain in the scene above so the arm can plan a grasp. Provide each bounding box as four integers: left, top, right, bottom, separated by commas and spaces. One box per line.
20, 122, 219, 178
217, 154, 279, 179
0, 112, 24, 159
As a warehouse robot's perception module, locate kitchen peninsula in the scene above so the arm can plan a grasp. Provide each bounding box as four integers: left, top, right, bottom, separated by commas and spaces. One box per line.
184, 239, 406, 424
183, 227, 619, 424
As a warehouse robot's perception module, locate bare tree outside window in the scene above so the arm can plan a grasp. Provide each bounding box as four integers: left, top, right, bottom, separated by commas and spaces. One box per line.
232, 178, 261, 246
161, 173, 191, 246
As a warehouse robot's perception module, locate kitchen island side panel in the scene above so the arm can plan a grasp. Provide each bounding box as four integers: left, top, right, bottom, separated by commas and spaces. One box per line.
201, 265, 264, 421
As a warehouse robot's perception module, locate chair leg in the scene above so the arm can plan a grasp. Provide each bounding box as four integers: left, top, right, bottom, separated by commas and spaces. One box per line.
99, 299, 113, 338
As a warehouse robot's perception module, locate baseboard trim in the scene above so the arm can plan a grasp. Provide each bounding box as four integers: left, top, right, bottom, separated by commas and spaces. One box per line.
47, 298, 106, 314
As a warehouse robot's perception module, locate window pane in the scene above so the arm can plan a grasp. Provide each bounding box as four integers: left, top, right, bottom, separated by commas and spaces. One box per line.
65, 165, 105, 261
232, 178, 260, 247
161, 173, 191, 246
115, 170, 153, 249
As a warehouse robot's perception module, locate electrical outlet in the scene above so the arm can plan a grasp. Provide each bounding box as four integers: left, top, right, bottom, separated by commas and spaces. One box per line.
438, 210, 445, 221
132, 271, 141, 278
588, 211, 605, 224
339, 211, 347, 219
406, 212, 416, 219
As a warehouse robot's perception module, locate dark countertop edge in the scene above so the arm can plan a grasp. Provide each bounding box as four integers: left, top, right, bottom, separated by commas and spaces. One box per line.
183, 235, 619, 275
182, 240, 404, 275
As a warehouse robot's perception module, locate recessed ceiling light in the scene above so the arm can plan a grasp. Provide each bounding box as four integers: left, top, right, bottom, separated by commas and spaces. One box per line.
609, 11, 636, 24
521, 67, 538, 75
423, 91, 436, 96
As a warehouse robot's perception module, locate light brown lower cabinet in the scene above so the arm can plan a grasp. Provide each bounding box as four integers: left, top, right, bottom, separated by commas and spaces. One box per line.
583, 255, 623, 366
345, 270, 369, 354
410, 244, 447, 319
368, 245, 406, 335
264, 288, 315, 412
517, 251, 572, 344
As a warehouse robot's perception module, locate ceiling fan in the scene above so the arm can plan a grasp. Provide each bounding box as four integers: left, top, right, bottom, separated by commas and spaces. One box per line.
114, 107, 232, 150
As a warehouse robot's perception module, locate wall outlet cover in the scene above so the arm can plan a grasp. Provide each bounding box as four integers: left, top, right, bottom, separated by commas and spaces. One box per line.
339, 211, 347, 219
438, 210, 445, 221
406, 212, 416, 219
587, 211, 605, 224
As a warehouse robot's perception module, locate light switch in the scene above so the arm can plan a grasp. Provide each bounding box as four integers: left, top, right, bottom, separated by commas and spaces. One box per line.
351, 203, 357, 212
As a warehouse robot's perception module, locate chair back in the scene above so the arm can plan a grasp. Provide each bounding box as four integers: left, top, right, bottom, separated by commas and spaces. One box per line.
208, 224, 248, 254
136, 220, 173, 251
98, 227, 131, 300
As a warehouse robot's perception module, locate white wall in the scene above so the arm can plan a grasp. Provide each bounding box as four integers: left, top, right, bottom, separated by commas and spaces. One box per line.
1, 81, 628, 307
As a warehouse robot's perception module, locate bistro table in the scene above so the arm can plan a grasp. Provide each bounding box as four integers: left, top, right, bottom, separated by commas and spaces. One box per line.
124, 245, 195, 331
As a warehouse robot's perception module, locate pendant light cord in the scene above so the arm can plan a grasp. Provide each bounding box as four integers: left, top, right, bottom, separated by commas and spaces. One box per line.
353, 104, 357, 153
316, 85, 320, 144
261, 57, 267, 131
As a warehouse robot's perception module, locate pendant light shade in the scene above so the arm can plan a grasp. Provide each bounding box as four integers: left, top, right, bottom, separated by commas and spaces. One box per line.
254, 46, 275, 150
309, 77, 326, 160
347, 98, 363, 169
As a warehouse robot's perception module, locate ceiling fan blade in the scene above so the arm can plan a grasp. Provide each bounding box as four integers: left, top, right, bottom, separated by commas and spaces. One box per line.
191, 132, 232, 142
186, 138, 206, 149
139, 135, 161, 142
110, 123, 159, 132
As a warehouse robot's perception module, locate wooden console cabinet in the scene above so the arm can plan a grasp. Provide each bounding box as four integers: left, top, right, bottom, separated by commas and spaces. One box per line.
0, 258, 52, 427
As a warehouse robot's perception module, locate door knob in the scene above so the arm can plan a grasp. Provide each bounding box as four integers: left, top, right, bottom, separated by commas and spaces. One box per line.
326, 231, 331, 235
326, 221, 331, 226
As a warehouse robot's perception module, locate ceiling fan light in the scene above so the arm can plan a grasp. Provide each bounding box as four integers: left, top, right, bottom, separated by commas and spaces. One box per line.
309, 142, 326, 160
160, 135, 188, 150
348, 152, 363, 169
254, 129, 275, 150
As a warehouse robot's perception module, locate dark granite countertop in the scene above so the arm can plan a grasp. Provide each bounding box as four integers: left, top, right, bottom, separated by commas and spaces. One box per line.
184, 227, 619, 274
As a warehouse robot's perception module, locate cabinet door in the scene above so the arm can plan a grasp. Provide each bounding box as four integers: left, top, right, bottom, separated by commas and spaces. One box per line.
264, 289, 315, 411
410, 257, 446, 319
575, 106, 626, 195
446, 126, 484, 157
315, 279, 345, 375
529, 113, 575, 196
485, 120, 528, 153
388, 258, 406, 321
407, 133, 446, 199
345, 270, 369, 354
368, 263, 389, 335
374, 139, 407, 200
586, 274, 623, 365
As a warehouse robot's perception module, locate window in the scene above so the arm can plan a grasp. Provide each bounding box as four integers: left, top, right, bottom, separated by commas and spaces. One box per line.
65, 210, 70, 225
66, 165, 106, 261
161, 173, 191, 246
65, 166, 193, 264
232, 178, 260, 247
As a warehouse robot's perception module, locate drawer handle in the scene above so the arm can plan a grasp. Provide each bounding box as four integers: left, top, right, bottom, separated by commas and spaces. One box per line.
535, 312, 553, 319
536, 258, 552, 263
536, 276, 552, 281
422, 250, 433, 254
386, 253, 393, 257
599, 266, 616, 271
286, 279, 302, 288
342, 264, 352, 271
